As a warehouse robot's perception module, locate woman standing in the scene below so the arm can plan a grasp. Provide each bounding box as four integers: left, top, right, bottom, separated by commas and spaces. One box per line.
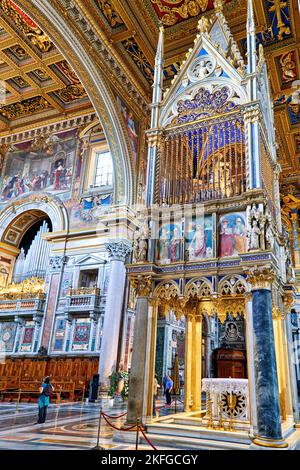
37, 376, 54, 424
165, 374, 173, 406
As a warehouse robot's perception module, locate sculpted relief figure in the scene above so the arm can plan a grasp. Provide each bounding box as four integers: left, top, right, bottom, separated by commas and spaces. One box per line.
247, 204, 262, 251
132, 221, 149, 263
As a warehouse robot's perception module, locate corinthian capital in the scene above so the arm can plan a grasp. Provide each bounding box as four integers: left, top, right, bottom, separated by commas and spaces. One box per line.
105, 239, 132, 262
131, 275, 152, 297
245, 265, 276, 290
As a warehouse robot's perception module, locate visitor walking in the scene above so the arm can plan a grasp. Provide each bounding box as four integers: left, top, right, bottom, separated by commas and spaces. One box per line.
165, 374, 173, 405
37, 376, 54, 424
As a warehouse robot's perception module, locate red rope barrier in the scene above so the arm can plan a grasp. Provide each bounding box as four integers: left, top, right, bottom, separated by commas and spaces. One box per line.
102, 411, 127, 419
101, 413, 136, 432
139, 426, 157, 451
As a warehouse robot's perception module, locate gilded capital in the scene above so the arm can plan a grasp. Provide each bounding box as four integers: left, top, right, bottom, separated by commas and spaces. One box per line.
272, 306, 286, 320
131, 275, 152, 297
245, 266, 276, 290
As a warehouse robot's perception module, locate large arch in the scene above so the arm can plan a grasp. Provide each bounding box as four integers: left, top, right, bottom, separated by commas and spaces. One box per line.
11, 0, 135, 205
0, 193, 67, 247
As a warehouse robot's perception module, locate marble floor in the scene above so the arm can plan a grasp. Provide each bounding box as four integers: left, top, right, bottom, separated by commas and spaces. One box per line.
0, 399, 184, 450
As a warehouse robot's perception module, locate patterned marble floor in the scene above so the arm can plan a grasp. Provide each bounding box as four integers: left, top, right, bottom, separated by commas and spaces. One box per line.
0, 398, 183, 450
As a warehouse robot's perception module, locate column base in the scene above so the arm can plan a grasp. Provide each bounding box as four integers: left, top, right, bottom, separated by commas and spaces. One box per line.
251, 435, 288, 449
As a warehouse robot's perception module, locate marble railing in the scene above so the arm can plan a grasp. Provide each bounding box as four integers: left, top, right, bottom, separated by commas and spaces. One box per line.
0, 297, 45, 316
64, 288, 101, 314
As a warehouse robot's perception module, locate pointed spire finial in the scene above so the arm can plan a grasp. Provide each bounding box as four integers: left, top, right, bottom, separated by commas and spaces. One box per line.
247, 0, 255, 34
213, 0, 224, 13
197, 16, 210, 34
247, 0, 257, 74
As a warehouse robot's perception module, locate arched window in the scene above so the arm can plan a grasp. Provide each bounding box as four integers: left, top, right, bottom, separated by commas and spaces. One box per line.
94, 150, 113, 188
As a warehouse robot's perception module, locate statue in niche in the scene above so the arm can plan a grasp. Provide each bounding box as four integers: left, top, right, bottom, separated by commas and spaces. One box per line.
264, 207, 275, 250
284, 243, 296, 284
247, 204, 262, 250
132, 221, 148, 263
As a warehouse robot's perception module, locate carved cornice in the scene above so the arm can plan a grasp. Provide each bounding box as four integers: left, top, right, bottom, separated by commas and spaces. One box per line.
245, 266, 276, 290
105, 239, 132, 262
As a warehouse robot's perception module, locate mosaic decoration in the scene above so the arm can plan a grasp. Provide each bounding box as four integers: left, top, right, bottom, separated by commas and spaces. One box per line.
55, 61, 80, 84
117, 96, 139, 164
0, 129, 77, 202
150, 0, 231, 27
72, 320, 91, 351
0, 0, 53, 52
0, 322, 16, 352
241, 0, 292, 50
175, 86, 237, 124
61, 272, 73, 298
121, 37, 154, 82
158, 223, 182, 263
275, 94, 300, 126
20, 321, 34, 351
53, 318, 66, 352
185, 214, 213, 260
277, 51, 297, 84
121, 38, 185, 84
54, 84, 86, 103
0, 96, 51, 120
66, 193, 112, 229
219, 312, 245, 349
94, 0, 124, 28
219, 212, 247, 257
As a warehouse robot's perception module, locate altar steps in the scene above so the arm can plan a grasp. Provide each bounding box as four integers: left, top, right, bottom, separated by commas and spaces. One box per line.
144, 421, 251, 450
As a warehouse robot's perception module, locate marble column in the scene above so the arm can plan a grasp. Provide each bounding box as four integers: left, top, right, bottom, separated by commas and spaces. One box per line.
13, 316, 23, 353
98, 240, 132, 393
127, 276, 154, 423
244, 292, 258, 435
192, 313, 202, 411
284, 294, 299, 422
184, 314, 193, 412
247, 267, 288, 448
273, 307, 293, 425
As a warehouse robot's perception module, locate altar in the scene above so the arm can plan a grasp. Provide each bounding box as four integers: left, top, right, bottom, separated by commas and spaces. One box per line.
202, 378, 249, 421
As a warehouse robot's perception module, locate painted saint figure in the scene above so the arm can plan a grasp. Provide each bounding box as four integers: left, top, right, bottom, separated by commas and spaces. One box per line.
169, 227, 181, 263
190, 224, 206, 259
159, 228, 169, 261
220, 218, 233, 257
233, 217, 247, 253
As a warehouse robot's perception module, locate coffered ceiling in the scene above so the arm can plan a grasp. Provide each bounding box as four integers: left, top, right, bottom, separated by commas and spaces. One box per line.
87, 0, 300, 188
0, 0, 93, 134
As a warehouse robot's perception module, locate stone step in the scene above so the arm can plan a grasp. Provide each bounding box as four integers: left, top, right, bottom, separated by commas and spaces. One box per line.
139, 431, 251, 450
145, 423, 252, 448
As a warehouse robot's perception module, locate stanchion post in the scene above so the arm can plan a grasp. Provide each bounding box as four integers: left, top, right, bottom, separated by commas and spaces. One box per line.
81, 385, 85, 403
175, 397, 177, 414
135, 418, 140, 451
94, 406, 105, 450
16, 389, 21, 412
56, 386, 62, 405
